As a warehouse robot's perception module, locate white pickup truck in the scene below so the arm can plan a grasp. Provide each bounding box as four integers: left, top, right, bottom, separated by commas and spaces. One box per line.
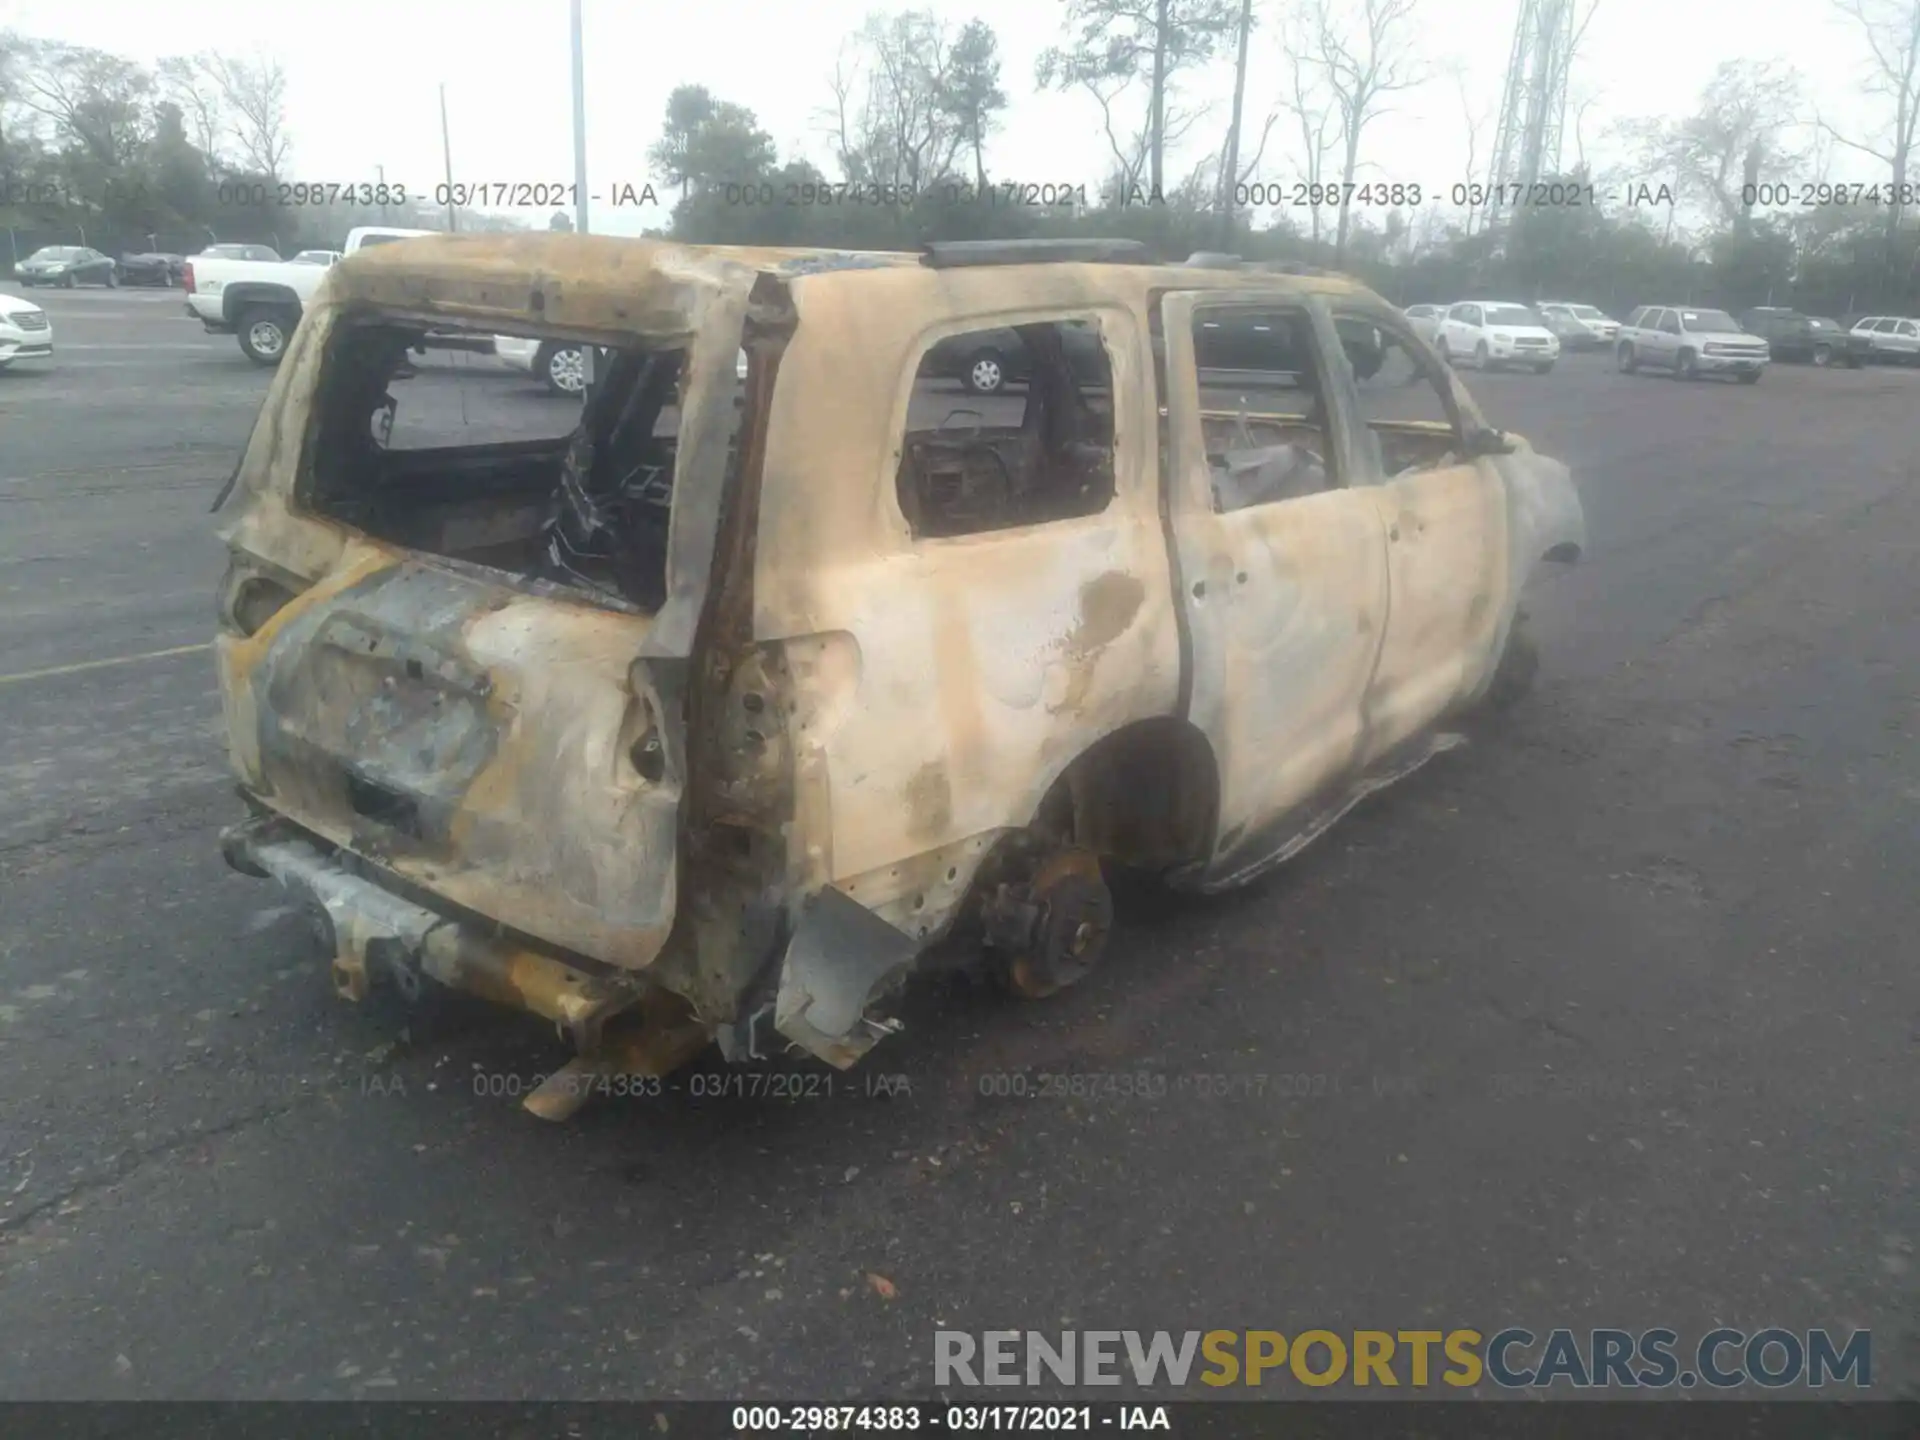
184, 226, 486, 366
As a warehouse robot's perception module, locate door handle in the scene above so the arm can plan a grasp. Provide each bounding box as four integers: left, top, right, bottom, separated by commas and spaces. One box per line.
1389, 524, 1400, 541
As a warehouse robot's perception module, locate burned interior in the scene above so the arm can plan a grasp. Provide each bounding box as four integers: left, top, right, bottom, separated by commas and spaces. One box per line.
895, 319, 1117, 538
1192, 307, 1336, 511
1191, 304, 1467, 511
299, 316, 733, 612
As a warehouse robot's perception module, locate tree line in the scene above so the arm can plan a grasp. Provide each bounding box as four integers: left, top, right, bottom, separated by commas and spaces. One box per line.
0, 33, 522, 261
7, 3, 1919, 317
645, 0, 1920, 317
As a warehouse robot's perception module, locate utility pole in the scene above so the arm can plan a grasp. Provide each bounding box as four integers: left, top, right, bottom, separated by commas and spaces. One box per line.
570, 0, 594, 397
376, 163, 390, 223
439, 84, 457, 232
571, 0, 590, 240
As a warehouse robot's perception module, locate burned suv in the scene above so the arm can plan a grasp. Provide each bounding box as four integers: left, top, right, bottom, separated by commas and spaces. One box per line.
213, 236, 1585, 1117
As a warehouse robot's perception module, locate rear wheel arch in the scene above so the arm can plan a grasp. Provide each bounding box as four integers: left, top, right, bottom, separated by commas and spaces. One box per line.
1033, 717, 1221, 874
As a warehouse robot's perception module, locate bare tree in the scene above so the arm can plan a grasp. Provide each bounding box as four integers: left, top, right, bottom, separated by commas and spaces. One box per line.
156, 55, 224, 160
1637, 60, 1803, 231
1822, 0, 1920, 247
201, 54, 291, 177
828, 11, 974, 193
9, 40, 154, 169
1217, 0, 1254, 239
1087, 83, 1209, 200
1303, 0, 1424, 262
1038, 0, 1238, 198
1567, 87, 1601, 173
1448, 61, 1488, 237
1277, 3, 1336, 246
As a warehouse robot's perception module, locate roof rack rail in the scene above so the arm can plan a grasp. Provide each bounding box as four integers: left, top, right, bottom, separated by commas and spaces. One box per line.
1181, 252, 1335, 277
920, 238, 1152, 269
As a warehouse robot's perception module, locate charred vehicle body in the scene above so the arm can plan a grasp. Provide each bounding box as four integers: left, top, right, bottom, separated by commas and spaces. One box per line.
214, 235, 1585, 1117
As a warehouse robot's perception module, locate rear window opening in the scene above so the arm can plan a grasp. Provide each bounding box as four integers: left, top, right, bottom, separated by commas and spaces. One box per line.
301, 319, 731, 612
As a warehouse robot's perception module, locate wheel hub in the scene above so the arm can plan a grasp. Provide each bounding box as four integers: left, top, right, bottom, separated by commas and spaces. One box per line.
994, 849, 1114, 1000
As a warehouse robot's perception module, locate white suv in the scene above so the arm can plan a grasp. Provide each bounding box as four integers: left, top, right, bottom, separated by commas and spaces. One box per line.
1848, 316, 1920, 364
1435, 301, 1560, 373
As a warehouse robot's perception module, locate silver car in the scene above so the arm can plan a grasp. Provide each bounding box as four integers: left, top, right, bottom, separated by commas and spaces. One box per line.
1616, 305, 1768, 383
1847, 316, 1920, 364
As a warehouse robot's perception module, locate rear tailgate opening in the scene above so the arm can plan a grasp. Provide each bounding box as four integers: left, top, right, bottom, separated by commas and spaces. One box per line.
215, 312, 753, 981
299, 316, 730, 614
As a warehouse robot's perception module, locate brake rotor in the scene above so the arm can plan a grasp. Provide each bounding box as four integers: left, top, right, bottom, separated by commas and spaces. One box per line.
1005, 848, 1115, 1000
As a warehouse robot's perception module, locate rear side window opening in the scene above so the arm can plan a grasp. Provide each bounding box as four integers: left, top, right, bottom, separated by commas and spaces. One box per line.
300, 317, 736, 612
895, 318, 1117, 540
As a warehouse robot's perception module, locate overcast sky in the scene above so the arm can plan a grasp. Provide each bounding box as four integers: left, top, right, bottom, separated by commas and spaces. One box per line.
4, 0, 1889, 235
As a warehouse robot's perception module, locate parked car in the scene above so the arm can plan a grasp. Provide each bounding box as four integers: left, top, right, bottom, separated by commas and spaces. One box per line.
14, 245, 119, 288
184, 226, 453, 365
1847, 315, 1920, 364
211, 234, 1585, 1117
0, 291, 55, 370
290, 250, 344, 267
118, 251, 186, 287
1616, 305, 1769, 381
1534, 307, 1596, 351
1435, 300, 1561, 372
925, 319, 1110, 393
1401, 303, 1444, 344
497, 336, 749, 396
1739, 308, 1867, 367
197, 244, 283, 263
1534, 302, 1619, 349
495, 335, 587, 395
342, 226, 438, 252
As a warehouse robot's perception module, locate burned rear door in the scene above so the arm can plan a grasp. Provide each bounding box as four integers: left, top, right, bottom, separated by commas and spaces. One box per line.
1156, 289, 1390, 888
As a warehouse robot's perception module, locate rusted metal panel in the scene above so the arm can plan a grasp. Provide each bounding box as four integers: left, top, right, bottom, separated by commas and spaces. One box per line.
750, 278, 1182, 938
220, 549, 682, 971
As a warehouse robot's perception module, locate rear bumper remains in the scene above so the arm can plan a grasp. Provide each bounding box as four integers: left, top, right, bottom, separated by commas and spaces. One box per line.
225, 812, 719, 1116
223, 812, 638, 1036
221, 811, 920, 1112
223, 813, 713, 1116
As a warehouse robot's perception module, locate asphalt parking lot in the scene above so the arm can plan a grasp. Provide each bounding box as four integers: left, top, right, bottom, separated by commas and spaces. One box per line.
1, 284, 1917, 1400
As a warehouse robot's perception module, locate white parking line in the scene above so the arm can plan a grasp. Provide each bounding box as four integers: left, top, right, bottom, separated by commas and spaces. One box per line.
0, 643, 212, 687
55, 344, 228, 351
